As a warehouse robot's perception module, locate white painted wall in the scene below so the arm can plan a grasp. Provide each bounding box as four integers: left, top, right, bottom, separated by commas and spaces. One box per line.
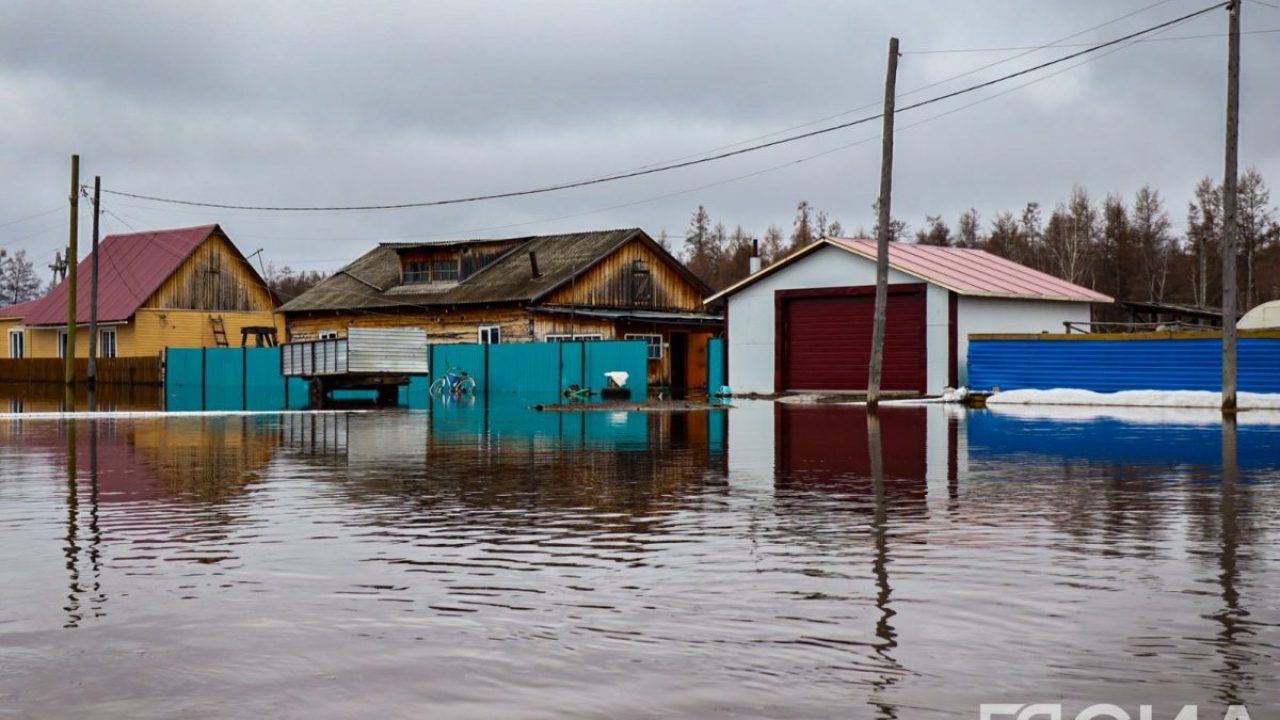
726, 245, 1098, 395
955, 296, 1093, 385
726, 245, 922, 394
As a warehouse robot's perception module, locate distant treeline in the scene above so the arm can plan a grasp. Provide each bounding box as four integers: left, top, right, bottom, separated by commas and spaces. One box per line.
672, 169, 1280, 317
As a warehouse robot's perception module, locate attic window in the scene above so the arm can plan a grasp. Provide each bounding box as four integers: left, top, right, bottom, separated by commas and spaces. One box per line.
432, 259, 459, 282
630, 259, 653, 306
404, 262, 430, 284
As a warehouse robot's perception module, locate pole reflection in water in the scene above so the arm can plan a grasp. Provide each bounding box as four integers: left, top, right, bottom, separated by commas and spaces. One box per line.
1215, 414, 1250, 707
63, 419, 80, 628
867, 410, 900, 720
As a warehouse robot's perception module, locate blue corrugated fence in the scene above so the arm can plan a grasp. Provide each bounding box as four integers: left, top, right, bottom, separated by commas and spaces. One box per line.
968, 336, 1280, 393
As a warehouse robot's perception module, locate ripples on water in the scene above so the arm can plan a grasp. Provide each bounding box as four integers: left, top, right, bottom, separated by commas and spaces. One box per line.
1, 398, 1279, 719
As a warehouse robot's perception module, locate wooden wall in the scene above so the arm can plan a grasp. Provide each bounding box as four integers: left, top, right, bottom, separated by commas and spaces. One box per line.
544, 238, 706, 311
287, 307, 620, 344
143, 230, 276, 312
0, 357, 161, 384
131, 309, 285, 354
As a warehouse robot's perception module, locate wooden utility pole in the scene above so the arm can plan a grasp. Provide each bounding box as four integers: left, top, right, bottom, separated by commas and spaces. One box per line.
867, 37, 899, 410
65, 155, 79, 387
1221, 0, 1241, 413
88, 176, 101, 388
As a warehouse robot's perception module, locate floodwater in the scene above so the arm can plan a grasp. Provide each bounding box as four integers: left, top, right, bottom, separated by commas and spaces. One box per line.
2, 392, 1280, 719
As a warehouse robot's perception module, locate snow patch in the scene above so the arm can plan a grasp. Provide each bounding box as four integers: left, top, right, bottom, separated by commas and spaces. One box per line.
985, 388, 1280, 410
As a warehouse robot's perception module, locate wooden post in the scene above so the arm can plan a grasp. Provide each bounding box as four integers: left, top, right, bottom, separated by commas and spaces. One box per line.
65, 155, 79, 387
1221, 0, 1241, 413
867, 37, 899, 410
88, 176, 100, 389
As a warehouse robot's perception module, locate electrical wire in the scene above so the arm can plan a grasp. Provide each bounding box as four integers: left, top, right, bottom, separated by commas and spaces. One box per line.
98, 1, 1227, 214
904, 27, 1279, 54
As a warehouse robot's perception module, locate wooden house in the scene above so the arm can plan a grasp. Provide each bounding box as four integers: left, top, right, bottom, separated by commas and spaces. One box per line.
0, 224, 281, 362
278, 228, 722, 393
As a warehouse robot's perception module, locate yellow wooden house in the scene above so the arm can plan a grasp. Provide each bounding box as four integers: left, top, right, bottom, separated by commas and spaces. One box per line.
0, 224, 281, 361
278, 228, 723, 393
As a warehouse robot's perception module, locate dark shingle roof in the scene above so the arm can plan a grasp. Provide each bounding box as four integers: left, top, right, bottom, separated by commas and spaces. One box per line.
280, 229, 695, 314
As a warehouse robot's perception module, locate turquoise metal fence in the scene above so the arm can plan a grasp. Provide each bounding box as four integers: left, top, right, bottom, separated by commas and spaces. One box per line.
708, 338, 725, 392
167, 340, 650, 410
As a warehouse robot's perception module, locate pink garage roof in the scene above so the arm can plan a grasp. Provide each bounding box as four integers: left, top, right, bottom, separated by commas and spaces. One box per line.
707, 237, 1112, 304
22, 224, 221, 327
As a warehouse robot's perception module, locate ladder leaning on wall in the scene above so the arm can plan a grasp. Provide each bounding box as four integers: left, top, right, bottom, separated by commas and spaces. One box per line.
210, 315, 229, 347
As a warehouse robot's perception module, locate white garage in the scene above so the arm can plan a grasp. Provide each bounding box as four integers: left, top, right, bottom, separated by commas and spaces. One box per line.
706, 238, 1111, 396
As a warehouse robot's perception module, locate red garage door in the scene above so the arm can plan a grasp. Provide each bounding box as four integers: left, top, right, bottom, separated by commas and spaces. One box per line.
778, 284, 926, 392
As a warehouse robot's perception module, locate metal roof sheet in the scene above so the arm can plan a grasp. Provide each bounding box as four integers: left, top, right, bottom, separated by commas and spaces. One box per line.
0, 297, 46, 320
831, 238, 1113, 302
706, 238, 1112, 304
22, 224, 219, 326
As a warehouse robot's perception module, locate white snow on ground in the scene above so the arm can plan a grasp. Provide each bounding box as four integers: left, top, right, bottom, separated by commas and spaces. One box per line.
985, 388, 1280, 410
986, 401, 1280, 426
0, 410, 364, 421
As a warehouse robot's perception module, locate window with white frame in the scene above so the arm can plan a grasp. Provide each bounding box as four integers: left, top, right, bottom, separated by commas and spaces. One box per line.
545, 333, 604, 342
625, 333, 663, 360
7, 329, 23, 359
57, 329, 69, 359
317, 329, 339, 340
99, 328, 118, 359
478, 325, 501, 344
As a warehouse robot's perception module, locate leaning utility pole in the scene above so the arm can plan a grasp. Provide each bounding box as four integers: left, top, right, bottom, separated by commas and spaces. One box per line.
88, 176, 101, 388
867, 37, 899, 411
65, 155, 79, 387
1221, 0, 1241, 413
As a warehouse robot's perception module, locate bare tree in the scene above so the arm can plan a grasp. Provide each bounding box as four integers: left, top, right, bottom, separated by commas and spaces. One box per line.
0, 249, 43, 305
1132, 186, 1173, 302
956, 208, 983, 248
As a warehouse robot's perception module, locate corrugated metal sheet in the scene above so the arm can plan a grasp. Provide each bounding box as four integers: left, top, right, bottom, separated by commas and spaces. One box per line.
832, 238, 1112, 302
347, 327, 428, 374
968, 336, 1280, 393
707, 238, 1112, 304
24, 225, 219, 326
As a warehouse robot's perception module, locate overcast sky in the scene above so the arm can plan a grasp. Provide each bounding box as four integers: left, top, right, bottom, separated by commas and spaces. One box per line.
1, 0, 1276, 278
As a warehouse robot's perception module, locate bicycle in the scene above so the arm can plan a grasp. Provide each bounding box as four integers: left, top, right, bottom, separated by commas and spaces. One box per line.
429, 365, 477, 399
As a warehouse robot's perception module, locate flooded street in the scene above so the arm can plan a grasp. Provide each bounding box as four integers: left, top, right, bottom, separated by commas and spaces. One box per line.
2, 399, 1280, 719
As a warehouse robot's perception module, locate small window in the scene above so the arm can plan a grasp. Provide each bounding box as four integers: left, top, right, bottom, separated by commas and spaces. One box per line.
403, 262, 430, 284
99, 328, 117, 359
318, 329, 339, 340
8, 329, 23, 359
478, 325, 501, 344
629, 260, 653, 306
625, 333, 663, 360
544, 333, 603, 343
432, 259, 459, 282
57, 329, 69, 359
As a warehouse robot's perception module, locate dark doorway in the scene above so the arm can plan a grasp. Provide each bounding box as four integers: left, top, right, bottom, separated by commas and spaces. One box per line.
669, 332, 688, 399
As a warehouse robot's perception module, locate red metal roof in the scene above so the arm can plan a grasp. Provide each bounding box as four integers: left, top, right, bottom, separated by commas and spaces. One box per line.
0, 297, 46, 320
21, 224, 220, 326
830, 238, 1112, 302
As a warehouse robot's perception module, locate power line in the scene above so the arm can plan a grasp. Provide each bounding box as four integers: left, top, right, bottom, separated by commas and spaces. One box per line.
99, 1, 1227, 214
0, 206, 63, 230
904, 27, 1279, 54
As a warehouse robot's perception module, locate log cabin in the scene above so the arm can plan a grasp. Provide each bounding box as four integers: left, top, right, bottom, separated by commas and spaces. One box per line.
0, 224, 281, 364
278, 228, 723, 394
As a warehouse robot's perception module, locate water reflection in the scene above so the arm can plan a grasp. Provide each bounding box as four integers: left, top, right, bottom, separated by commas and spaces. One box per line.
1, 401, 1279, 717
